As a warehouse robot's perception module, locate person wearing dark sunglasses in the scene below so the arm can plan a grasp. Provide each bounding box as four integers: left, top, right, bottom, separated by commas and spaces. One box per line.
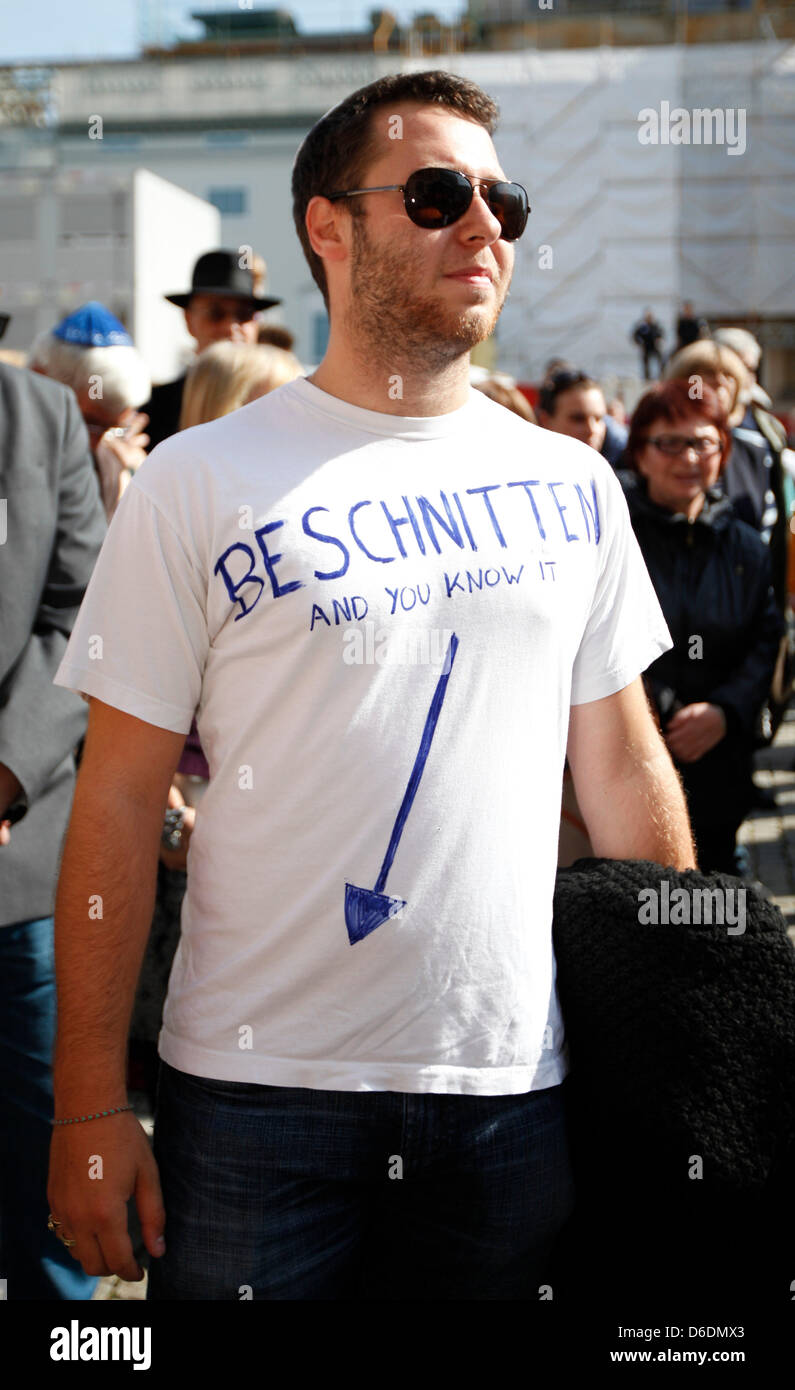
293, 90, 530, 418
326, 166, 529, 241
50, 70, 694, 1308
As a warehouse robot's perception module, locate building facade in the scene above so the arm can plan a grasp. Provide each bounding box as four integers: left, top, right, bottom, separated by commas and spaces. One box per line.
2, 31, 794, 396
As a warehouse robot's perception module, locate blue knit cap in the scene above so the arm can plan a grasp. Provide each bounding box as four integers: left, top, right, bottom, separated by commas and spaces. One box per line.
52, 302, 133, 348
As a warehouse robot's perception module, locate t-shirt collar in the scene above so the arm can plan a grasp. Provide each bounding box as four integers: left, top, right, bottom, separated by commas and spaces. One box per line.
288, 374, 482, 441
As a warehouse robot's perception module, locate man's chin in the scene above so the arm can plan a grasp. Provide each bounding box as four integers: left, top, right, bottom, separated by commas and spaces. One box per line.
437, 303, 502, 350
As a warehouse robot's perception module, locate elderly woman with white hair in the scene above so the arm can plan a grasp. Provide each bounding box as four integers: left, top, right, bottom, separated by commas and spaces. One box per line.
713, 324, 795, 493
28, 302, 151, 519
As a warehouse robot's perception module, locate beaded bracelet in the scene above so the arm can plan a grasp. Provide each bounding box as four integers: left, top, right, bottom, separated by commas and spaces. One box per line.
52, 1105, 133, 1126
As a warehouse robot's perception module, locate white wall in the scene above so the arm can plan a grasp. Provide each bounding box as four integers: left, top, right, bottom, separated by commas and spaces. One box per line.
452, 42, 795, 379
132, 168, 220, 382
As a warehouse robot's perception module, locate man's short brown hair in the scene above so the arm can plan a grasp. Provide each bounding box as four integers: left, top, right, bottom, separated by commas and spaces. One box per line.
291, 71, 499, 310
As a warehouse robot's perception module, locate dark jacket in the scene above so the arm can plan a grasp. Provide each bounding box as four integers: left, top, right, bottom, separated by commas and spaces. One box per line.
632, 318, 663, 352
552, 857, 795, 1311
619, 471, 783, 828
724, 415, 789, 613
0, 365, 106, 926
143, 373, 186, 452
600, 413, 628, 469
676, 312, 708, 350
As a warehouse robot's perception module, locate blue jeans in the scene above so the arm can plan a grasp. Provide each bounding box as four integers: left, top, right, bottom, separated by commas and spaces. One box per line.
0, 917, 98, 1300
148, 1062, 575, 1300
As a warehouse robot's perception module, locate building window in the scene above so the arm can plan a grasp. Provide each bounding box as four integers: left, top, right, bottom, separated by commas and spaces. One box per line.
204, 131, 250, 146
207, 187, 248, 216
103, 134, 142, 149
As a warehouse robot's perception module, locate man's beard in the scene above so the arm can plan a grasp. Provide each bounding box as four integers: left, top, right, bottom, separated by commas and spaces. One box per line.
345, 216, 508, 373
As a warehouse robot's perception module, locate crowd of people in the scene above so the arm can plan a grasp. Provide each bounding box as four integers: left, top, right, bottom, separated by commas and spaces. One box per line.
1, 66, 793, 1306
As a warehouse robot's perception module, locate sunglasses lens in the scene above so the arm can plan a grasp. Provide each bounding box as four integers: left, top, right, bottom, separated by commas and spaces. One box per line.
402, 169, 530, 240
488, 183, 529, 241
404, 169, 472, 228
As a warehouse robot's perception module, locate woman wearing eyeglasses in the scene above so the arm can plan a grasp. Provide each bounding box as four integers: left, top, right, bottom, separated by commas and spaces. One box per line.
663, 338, 789, 616
618, 379, 783, 874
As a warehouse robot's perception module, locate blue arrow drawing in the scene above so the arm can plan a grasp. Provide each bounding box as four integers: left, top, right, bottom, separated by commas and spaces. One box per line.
345, 632, 459, 945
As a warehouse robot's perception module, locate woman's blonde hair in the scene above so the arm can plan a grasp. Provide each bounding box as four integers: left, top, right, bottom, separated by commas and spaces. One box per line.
179, 341, 303, 430
663, 339, 750, 423
474, 378, 536, 423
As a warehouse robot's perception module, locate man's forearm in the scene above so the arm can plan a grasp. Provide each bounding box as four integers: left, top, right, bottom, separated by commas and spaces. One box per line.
53, 784, 162, 1114
578, 744, 696, 869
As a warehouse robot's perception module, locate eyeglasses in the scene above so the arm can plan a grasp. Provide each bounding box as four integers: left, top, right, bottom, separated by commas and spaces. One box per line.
646, 434, 723, 458
326, 167, 530, 242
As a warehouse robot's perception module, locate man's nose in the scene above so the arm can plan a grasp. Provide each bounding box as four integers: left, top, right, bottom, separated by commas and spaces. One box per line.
459, 184, 503, 242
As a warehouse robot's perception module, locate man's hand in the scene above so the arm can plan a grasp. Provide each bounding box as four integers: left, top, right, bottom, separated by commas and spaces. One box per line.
665, 702, 727, 763
98, 411, 150, 472
0, 761, 22, 847
48, 1111, 165, 1280
94, 412, 150, 517
50, 698, 186, 1281
159, 804, 196, 872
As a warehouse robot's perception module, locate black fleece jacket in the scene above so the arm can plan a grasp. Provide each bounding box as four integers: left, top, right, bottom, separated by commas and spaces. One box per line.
551, 857, 795, 1313
618, 472, 782, 828
619, 471, 782, 737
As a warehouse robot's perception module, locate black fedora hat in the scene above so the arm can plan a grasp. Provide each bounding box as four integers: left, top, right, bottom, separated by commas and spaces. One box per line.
165, 250, 281, 310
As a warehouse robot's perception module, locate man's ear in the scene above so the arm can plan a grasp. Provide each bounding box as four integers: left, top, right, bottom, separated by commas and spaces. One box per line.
305, 195, 350, 272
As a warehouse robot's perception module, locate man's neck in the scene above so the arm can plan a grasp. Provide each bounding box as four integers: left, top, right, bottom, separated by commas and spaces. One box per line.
308, 329, 473, 418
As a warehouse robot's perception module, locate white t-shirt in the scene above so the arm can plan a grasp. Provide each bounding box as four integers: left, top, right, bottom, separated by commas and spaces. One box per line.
54, 378, 671, 1095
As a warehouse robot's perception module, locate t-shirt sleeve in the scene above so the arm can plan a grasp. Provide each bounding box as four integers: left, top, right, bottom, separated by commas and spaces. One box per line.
53, 479, 208, 734
570, 465, 672, 705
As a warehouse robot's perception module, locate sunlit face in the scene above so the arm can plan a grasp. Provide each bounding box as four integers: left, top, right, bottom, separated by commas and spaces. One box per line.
698, 368, 737, 416
636, 418, 723, 514
323, 103, 517, 362
542, 386, 607, 453
185, 295, 259, 353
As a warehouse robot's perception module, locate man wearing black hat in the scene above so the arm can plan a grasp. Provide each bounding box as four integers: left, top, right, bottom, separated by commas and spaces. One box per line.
143, 250, 281, 451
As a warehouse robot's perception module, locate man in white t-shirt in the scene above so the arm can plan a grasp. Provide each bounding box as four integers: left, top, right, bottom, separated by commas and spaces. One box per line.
47, 70, 695, 1300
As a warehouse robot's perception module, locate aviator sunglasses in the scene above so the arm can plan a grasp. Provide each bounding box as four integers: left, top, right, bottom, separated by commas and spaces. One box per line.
326, 166, 530, 242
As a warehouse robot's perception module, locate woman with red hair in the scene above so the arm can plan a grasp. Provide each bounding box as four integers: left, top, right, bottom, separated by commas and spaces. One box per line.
618, 380, 782, 873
